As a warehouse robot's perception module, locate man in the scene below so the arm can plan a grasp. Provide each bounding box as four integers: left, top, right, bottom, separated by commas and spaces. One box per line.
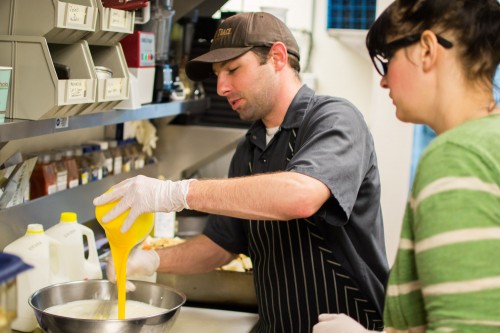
94, 12, 388, 332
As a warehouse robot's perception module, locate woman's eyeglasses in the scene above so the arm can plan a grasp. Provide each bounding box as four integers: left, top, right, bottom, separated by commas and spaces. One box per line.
370, 33, 453, 76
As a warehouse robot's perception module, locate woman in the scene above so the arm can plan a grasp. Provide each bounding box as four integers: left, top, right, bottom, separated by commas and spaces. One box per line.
313, 0, 500, 332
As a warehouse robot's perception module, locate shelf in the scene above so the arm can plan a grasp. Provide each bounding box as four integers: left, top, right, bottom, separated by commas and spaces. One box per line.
0, 162, 162, 251
0, 124, 246, 251
0, 98, 209, 143
327, 29, 370, 62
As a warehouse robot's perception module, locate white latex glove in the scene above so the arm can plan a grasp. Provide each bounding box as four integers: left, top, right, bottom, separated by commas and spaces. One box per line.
106, 248, 160, 292
313, 313, 371, 333
93, 175, 196, 232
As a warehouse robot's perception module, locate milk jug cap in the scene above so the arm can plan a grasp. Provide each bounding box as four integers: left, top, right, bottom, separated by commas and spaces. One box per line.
60, 212, 77, 223
26, 224, 44, 234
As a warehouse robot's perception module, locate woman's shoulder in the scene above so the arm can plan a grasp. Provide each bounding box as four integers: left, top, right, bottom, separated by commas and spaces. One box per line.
412, 114, 500, 195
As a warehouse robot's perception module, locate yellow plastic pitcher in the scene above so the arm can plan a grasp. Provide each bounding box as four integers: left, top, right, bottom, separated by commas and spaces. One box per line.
95, 198, 153, 320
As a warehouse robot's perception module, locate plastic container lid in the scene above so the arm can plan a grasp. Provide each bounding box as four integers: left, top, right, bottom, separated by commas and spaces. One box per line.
95, 66, 113, 79
60, 212, 77, 223
0, 252, 32, 284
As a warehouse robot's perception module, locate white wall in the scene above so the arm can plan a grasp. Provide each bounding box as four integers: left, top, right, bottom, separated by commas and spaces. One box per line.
219, 0, 413, 265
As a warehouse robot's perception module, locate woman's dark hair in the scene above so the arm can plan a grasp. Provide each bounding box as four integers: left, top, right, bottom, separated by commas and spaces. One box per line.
251, 46, 301, 77
367, 0, 500, 85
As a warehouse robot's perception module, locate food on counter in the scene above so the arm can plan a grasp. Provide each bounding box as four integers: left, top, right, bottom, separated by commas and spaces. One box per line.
141, 236, 185, 250
218, 254, 253, 272
142, 237, 253, 272
44, 299, 167, 320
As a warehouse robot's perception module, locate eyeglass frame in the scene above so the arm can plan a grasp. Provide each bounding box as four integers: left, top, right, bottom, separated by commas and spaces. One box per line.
369, 33, 453, 76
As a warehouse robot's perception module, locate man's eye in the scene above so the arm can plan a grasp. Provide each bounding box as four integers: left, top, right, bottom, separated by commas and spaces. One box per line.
228, 67, 238, 74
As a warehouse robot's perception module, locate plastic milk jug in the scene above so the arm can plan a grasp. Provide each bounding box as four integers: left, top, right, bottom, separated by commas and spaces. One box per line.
46, 212, 103, 281
3, 224, 66, 332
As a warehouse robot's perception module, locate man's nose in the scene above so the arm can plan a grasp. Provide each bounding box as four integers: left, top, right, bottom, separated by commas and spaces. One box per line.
216, 73, 231, 96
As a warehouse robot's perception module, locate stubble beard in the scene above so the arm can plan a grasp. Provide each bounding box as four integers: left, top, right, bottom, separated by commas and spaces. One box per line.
237, 85, 274, 122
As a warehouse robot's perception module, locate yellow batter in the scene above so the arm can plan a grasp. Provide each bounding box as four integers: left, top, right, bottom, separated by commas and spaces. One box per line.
95, 199, 153, 320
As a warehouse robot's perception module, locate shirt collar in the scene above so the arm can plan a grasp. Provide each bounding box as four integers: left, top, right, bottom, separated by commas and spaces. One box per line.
246, 84, 315, 141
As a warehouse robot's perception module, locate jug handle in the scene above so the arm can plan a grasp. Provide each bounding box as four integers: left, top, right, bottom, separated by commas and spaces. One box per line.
79, 224, 100, 265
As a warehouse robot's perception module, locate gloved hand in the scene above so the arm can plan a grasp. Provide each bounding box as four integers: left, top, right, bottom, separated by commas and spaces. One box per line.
106, 248, 160, 292
93, 175, 196, 232
313, 313, 370, 333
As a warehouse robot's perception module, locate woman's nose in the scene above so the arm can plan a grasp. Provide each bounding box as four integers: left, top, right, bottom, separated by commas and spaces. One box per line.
380, 76, 389, 89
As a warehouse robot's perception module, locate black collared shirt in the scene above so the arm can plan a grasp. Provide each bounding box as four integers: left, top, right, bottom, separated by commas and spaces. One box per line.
204, 85, 388, 332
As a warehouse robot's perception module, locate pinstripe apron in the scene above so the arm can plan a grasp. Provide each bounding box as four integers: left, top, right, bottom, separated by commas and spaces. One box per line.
249, 125, 383, 332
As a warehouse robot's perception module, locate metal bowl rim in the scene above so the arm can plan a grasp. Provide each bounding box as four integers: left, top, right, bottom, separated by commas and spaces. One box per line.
28, 279, 186, 322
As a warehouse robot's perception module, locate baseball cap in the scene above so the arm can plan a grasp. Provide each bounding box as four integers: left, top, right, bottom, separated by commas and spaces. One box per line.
185, 12, 300, 81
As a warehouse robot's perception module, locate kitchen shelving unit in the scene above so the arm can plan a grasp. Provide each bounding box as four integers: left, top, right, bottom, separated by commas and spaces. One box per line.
0, 98, 247, 253
0, 99, 208, 144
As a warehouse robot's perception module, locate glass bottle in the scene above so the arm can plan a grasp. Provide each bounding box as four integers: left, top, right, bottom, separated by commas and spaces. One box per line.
129, 139, 145, 170
62, 148, 79, 189
88, 140, 113, 176
73, 146, 90, 186
51, 150, 68, 192
108, 139, 122, 175
118, 140, 132, 173
29, 152, 57, 199
82, 145, 101, 182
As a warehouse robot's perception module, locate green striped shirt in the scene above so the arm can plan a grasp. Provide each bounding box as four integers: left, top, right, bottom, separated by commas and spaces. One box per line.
384, 113, 500, 333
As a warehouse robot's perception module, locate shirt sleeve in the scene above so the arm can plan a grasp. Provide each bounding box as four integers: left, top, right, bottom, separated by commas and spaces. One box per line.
287, 97, 375, 224
412, 142, 500, 331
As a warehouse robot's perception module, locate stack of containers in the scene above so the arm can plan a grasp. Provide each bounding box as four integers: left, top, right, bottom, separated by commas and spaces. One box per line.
0, 0, 132, 120
3, 224, 66, 332
80, 0, 134, 114
2, 212, 102, 332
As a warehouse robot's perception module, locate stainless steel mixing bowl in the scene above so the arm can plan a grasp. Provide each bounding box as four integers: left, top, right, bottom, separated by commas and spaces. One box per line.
29, 280, 186, 333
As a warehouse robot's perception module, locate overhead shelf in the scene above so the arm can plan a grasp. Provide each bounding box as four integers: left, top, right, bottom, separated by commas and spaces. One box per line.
328, 29, 370, 62
0, 98, 209, 143
0, 124, 246, 251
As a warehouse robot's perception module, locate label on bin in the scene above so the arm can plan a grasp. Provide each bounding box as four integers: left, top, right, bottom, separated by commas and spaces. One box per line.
110, 9, 127, 29
66, 3, 88, 26
67, 80, 87, 100
0, 67, 11, 112
104, 78, 123, 99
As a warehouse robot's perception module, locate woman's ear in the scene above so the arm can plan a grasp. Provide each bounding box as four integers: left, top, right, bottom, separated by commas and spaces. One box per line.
420, 30, 439, 73
269, 42, 288, 70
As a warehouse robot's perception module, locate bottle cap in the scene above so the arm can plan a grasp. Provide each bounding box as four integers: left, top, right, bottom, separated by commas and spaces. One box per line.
26, 224, 44, 234
60, 212, 77, 223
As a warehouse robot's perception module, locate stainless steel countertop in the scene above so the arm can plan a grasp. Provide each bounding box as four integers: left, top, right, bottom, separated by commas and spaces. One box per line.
172, 306, 258, 333
11, 306, 259, 333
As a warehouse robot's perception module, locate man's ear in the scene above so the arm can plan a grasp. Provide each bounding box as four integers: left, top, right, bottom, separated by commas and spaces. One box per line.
269, 42, 288, 70
420, 30, 439, 73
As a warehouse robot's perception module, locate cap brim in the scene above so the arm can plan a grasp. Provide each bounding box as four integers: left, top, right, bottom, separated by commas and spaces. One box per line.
185, 46, 253, 81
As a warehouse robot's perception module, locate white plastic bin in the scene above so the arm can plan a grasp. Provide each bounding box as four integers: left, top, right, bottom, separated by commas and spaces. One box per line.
85, 1, 135, 46
0, 36, 97, 120
0, 0, 97, 44
80, 43, 130, 114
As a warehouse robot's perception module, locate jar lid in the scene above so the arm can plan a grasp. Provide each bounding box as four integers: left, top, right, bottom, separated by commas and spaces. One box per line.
0, 252, 32, 283
94, 66, 113, 75
94, 66, 113, 73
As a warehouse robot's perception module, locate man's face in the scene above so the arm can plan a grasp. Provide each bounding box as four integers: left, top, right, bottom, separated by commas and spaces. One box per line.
213, 51, 279, 122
